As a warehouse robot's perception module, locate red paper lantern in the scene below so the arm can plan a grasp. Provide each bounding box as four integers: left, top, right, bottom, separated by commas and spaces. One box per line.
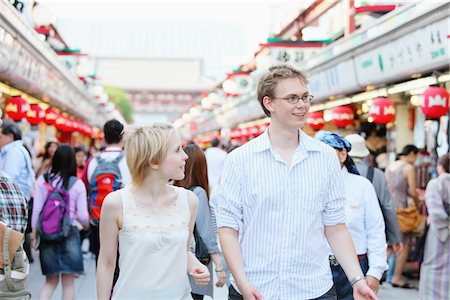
369, 97, 396, 124
258, 122, 269, 134
307, 111, 325, 131
332, 106, 354, 128
26, 104, 45, 125
54, 115, 68, 132
44, 108, 58, 125
5, 96, 29, 121
249, 126, 260, 138
420, 87, 449, 119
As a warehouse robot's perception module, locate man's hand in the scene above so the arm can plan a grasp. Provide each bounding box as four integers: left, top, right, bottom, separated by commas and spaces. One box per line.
353, 279, 378, 300
238, 281, 265, 300
190, 265, 210, 287
365, 275, 380, 294
393, 242, 403, 256
215, 270, 226, 288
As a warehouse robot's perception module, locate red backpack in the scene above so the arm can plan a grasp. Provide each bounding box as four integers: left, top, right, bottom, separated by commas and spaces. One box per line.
88, 152, 124, 225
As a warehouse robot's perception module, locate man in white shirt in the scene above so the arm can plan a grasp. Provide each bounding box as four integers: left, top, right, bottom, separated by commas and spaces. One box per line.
204, 137, 227, 193
216, 65, 377, 300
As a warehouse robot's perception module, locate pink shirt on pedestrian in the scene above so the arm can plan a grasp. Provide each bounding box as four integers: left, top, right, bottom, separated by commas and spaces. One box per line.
32, 175, 89, 229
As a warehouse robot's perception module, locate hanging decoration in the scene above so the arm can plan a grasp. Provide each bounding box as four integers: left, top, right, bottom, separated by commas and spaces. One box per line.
44, 108, 58, 125
26, 104, 45, 125
369, 97, 396, 124
307, 111, 325, 131
5, 96, 29, 121
420, 87, 449, 119
331, 106, 354, 128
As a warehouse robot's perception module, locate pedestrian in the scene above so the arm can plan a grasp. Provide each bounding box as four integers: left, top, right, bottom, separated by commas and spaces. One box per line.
345, 134, 403, 257
385, 144, 419, 289
0, 169, 28, 233
96, 123, 210, 300
216, 65, 376, 300
419, 153, 449, 300
74, 146, 87, 179
174, 143, 227, 299
0, 121, 35, 200
81, 119, 130, 265
204, 137, 227, 193
317, 132, 388, 298
31, 144, 90, 300
34, 141, 59, 178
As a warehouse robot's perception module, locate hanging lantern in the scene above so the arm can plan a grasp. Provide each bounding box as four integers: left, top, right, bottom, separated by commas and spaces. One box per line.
5, 96, 29, 121
54, 115, 68, 131
306, 111, 325, 131
44, 108, 58, 125
369, 97, 396, 124
420, 87, 449, 119
26, 104, 45, 125
332, 106, 354, 128
258, 122, 269, 134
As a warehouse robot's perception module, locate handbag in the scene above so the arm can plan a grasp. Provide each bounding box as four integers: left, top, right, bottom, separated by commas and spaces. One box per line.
396, 204, 426, 237
194, 224, 211, 266
0, 223, 31, 300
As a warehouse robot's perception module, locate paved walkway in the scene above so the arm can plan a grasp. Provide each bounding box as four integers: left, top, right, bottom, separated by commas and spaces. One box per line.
27, 251, 418, 299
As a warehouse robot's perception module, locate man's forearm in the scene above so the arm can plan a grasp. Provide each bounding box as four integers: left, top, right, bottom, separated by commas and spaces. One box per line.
325, 224, 364, 280
219, 227, 247, 287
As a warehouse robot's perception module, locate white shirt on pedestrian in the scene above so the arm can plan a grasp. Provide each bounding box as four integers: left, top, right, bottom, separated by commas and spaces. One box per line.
335, 167, 388, 280
216, 129, 346, 300
204, 146, 227, 190
86, 147, 131, 185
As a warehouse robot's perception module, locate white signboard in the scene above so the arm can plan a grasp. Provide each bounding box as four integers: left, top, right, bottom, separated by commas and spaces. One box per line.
308, 59, 359, 100
270, 46, 321, 70
355, 17, 449, 86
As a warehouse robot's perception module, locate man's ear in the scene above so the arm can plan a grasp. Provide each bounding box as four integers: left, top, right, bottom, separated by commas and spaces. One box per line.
262, 96, 274, 114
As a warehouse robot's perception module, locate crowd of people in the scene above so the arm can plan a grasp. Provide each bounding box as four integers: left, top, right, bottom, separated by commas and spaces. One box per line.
0, 65, 448, 300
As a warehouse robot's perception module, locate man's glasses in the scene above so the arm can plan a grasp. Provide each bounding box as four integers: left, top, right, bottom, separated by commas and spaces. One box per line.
272, 94, 314, 104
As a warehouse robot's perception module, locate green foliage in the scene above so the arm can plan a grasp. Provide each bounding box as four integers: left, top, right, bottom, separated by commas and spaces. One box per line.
104, 86, 133, 123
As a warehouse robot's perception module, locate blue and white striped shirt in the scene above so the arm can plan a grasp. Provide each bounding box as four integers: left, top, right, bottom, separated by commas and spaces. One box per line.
217, 129, 346, 299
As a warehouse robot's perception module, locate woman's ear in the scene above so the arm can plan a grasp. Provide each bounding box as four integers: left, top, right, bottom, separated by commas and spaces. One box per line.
149, 160, 159, 170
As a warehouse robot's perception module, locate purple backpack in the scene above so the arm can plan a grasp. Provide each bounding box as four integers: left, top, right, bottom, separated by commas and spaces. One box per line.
37, 175, 77, 241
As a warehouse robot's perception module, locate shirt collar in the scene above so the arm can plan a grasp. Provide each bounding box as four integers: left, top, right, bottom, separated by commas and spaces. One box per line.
1, 140, 23, 153
104, 146, 122, 151
252, 127, 322, 153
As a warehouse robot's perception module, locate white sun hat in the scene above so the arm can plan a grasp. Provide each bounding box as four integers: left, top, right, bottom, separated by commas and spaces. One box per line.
345, 133, 370, 158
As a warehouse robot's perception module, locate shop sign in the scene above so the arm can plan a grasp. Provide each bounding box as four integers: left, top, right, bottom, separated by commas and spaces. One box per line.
270, 46, 320, 70
0, 26, 14, 72
354, 17, 449, 86
308, 60, 359, 100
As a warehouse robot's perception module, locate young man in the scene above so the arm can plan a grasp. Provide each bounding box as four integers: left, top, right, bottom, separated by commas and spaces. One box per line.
82, 119, 130, 263
217, 65, 377, 300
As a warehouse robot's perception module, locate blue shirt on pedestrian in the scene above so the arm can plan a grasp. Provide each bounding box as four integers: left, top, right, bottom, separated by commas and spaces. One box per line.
0, 140, 35, 198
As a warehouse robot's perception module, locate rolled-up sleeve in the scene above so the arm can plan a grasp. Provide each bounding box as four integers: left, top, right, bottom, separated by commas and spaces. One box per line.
216, 154, 244, 231
322, 150, 346, 227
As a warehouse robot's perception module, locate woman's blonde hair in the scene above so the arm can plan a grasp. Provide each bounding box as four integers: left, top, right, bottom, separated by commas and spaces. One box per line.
123, 123, 175, 186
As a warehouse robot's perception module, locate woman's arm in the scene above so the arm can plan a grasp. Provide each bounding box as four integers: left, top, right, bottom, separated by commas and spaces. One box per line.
96, 192, 122, 300
31, 176, 46, 249
186, 190, 210, 287
404, 164, 419, 205
74, 179, 89, 230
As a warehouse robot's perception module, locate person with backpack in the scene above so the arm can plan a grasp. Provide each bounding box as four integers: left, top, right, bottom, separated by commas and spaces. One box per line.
31, 144, 89, 300
174, 143, 227, 300
81, 119, 130, 265
96, 123, 210, 299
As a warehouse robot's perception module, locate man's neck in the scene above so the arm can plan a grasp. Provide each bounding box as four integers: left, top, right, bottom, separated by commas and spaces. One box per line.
105, 143, 122, 149
268, 122, 299, 150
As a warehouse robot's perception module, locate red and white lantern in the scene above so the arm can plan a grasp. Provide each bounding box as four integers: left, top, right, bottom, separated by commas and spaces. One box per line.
420, 87, 449, 119
332, 106, 354, 128
307, 111, 325, 131
44, 108, 58, 125
369, 97, 396, 124
26, 104, 45, 125
5, 96, 29, 121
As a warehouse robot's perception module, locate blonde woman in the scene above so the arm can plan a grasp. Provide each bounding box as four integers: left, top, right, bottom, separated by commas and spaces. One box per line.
96, 123, 210, 300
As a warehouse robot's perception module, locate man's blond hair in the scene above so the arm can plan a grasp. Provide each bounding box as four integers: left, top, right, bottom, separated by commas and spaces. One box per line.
257, 65, 309, 117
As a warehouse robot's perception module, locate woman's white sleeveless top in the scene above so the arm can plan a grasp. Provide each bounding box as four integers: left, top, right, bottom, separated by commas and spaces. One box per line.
112, 185, 192, 300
